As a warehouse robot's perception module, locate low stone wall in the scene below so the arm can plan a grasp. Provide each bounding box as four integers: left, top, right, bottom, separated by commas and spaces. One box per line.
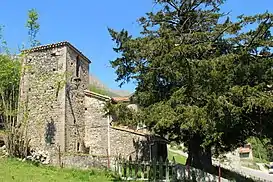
60, 155, 108, 169
49, 151, 110, 169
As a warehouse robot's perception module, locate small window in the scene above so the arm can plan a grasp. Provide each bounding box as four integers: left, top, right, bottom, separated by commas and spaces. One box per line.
77, 142, 80, 152
76, 56, 80, 77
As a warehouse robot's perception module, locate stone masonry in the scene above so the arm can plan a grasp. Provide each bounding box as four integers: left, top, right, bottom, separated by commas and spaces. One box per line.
84, 90, 167, 162
20, 42, 90, 153
19, 41, 167, 168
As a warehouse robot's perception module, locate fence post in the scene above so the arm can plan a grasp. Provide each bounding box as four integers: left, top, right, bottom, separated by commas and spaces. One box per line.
141, 161, 145, 179
135, 156, 139, 179
106, 149, 110, 169
172, 157, 176, 181
152, 158, 157, 181
118, 154, 122, 176
114, 157, 117, 174
159, 157, 163, 180
187, 163, 190, 180
147, 161, 151, 180
165, 159, 170, 182
123, 158, 127, 178
129, 155, 132, 179
218, 164, 221, 182
183, 165, 187, 181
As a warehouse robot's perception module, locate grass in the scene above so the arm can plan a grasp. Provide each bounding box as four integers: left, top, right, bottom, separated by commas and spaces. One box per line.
0, 157, 119, 182
168, 150, 187, 165
253, 157, 269, 163
240, 159, 261, 170
241, 162, 260, 170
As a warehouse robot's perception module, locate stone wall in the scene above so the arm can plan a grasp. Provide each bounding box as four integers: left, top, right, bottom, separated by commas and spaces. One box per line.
109, 127, 151, 161
20, 47, 67, 151
84, 95, 109, 156
64, 46, 89, 153
19, 42, 166, 168
84, 94, 154, 162
19, 44, 90, 154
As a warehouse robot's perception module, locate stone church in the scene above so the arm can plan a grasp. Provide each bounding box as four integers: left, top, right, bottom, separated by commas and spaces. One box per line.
19, 41, 167, 167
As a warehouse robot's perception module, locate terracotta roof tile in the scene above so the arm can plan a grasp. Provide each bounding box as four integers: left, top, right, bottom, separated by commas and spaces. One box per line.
112, 97, 130, 102
239, 147, 250, 153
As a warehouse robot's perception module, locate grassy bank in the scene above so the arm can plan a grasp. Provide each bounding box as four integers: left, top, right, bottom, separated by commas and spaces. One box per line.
0, 158, 118, 182
168, 150, 187, 165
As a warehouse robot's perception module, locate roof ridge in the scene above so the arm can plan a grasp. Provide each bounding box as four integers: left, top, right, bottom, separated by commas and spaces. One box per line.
84, 90, 111, 100
21, 41, 91, 63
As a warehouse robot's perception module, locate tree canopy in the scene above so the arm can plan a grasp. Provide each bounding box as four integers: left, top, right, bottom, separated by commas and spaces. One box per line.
108, 0, 273, 170
26, 8, 40, 48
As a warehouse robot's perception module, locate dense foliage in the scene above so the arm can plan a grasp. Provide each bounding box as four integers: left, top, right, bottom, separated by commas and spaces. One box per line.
109, 0, 273, 170
247, 137, 273, 162
0, 55, 21, 128
0, 8, 40, 158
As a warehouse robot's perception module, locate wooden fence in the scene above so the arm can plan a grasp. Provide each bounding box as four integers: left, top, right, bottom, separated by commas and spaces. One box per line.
114, 155, 230, 182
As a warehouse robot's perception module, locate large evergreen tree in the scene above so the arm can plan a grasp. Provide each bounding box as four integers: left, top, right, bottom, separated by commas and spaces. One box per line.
108, 0, 273, 171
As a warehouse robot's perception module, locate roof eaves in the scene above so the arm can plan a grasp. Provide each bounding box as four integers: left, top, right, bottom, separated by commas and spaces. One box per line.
110, 126, 169, 143
22, 41, 91, 63
84, 90, 111, 101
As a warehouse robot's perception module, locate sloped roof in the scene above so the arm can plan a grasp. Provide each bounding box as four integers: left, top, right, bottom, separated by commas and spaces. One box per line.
112, 96, 130, 103
239, 147, 251, 154
85, 90, 132, 103
84, 90, 111, 101
111, 125, 169, 143
22, 41, 91, 63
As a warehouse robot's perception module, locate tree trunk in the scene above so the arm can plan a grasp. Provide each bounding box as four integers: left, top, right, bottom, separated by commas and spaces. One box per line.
185, 135, 213, 172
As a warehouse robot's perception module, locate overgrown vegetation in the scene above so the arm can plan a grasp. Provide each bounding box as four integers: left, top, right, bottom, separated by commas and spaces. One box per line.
108, 0, 273, 171
0, 8, 41, 159
247, 137, 273, 162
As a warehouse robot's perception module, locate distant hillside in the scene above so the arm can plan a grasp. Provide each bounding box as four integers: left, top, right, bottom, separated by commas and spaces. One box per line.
89, 74, 131, 97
